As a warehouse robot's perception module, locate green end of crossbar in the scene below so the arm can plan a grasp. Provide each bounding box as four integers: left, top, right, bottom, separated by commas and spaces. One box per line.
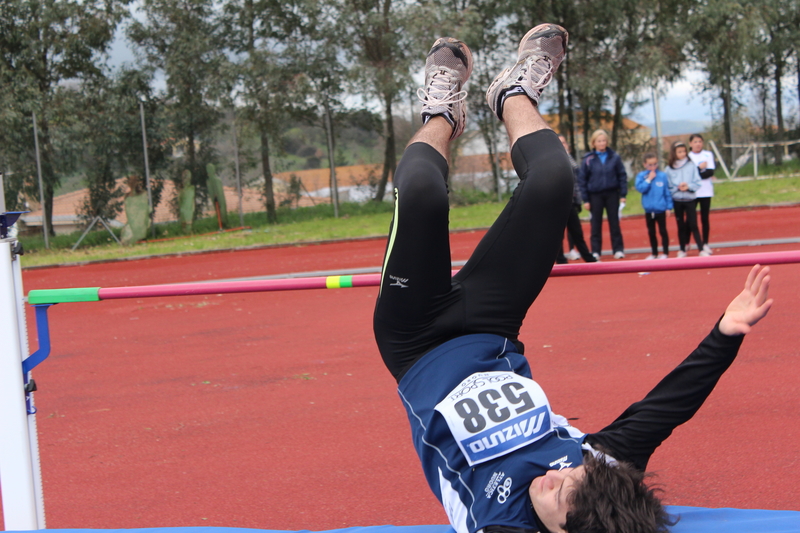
28, 287, 101, 304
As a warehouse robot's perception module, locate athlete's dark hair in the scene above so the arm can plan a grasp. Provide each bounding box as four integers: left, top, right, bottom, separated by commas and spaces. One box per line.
688, 133, 704, 143
642, 152, 657, 163
564, 455, 677, 533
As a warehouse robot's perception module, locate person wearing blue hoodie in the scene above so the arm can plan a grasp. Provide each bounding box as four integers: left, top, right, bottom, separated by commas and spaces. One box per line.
578, 129, 628, 260
635, 153, 673, 259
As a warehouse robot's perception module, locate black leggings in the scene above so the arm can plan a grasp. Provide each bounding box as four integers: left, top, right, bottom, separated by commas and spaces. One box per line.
696, 196, 711, 244
673, 200, 703, 251
645, 212, 669, 255
373, 130, 573, 382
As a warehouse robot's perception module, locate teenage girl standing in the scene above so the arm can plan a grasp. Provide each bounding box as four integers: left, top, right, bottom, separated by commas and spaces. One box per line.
665, 141, 709, 257
688, 134, 715, 254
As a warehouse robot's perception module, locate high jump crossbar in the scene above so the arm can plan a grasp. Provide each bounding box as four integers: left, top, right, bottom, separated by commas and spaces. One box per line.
26, 249, 800, 304
4, 247, 800, 531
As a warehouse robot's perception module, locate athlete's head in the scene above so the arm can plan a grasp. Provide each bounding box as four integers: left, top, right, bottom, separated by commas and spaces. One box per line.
529, 456, 674, 533
529, 465, 585, 533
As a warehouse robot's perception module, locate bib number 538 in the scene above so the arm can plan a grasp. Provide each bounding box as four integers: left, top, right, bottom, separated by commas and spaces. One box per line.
454, 382, 535, 433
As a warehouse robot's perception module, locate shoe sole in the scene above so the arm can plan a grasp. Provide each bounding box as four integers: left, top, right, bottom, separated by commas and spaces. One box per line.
517, 24, 568, 57
428, 38, 473, 80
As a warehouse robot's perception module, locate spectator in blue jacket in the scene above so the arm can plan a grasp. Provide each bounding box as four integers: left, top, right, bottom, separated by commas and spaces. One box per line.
635, 153, 673, 259
578, 129, 627, 260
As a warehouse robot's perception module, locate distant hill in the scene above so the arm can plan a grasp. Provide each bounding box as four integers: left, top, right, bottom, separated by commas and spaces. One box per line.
639, 120, 711, 136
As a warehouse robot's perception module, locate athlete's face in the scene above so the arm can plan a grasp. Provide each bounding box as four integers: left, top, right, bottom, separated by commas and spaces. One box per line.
529, 466, 585, 533
690, 136, 704, 153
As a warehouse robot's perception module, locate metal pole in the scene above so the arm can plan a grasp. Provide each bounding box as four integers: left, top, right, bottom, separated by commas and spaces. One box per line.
753, 142, 758, 178
231, 110, 244, 227
652, 86, 664, 167
11, 241, 46, 528
0, 241, 40, 530
139, 101, 154, 239
32, 112, 49, 249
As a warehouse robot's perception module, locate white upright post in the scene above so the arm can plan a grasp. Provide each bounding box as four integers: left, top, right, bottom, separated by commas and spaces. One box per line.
12, 248, 46, 528
0, 240, 40, 530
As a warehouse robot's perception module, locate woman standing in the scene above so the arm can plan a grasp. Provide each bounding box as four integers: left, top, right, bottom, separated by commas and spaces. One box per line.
665, 141, 709, 258
578, 129, 628, 260
688, 134, 715, 254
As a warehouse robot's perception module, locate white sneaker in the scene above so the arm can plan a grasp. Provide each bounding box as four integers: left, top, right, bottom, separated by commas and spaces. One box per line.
613, 251, 625, 259
657, 254, 668, 259
592, 253, 601, 261
699, 249, 711, 257
645, 254, 656, 260
486, 24, 568, 119
418, 37, 473, 139
566, 249, 580, 261
677, 250, 687, 258
703, 244, 713, 255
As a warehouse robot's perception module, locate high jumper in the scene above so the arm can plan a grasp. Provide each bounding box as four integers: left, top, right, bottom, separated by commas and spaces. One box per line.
373, 24, 773, 533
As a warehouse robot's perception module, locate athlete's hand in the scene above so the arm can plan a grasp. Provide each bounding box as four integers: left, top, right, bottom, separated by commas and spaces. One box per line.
583, 202, 590, 211
719, 265, 774, 336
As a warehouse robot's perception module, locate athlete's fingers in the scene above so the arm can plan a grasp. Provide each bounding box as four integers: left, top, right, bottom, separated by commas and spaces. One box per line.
754, 273, 771, 305
744, 264, 761, 292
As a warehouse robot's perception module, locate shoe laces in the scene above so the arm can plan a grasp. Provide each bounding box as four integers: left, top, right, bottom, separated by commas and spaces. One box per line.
515, 56, 555, 91
418, 67, 467, 108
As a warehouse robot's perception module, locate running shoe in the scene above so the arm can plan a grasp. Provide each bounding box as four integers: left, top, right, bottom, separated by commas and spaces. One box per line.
702, 244, 713, 255
699, 249, 711, 257
418, 37, 473, 140
645, 254, 656, 260
566, 249, 581, 261
613, 251, 625, 259
486, 24, 568, 120
657, 253, 668, 259
677, 250, 687, 258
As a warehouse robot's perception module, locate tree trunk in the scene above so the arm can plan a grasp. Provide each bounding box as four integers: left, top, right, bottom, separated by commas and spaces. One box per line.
611, 93, 625, 151
259, 125, 277, 223
565, 54, 576, 155
556, 67, 566, 136
323, 97, 339, 217
774, 55, 784, 165
581, 97, 591, 153
374, 92, 396, 202
721, 78, 734, 167
39, 114, 56, 237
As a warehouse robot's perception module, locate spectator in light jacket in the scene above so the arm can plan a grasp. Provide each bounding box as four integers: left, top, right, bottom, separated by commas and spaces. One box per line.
578, 129, 627, 260
635, 153, 673, 259
665, 141, 708, 258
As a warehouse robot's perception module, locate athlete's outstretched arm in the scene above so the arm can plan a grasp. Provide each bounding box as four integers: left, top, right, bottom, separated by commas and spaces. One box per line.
584, 265, 774, 470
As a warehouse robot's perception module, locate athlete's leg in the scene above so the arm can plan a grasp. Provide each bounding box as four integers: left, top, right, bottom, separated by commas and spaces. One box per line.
454, 98, 573, 344
373, 38, 472, 381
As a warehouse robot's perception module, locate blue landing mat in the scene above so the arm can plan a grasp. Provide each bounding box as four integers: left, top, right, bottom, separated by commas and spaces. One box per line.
11, 506, 799, 533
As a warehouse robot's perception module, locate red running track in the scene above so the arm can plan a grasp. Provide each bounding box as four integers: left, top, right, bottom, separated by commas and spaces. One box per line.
4, 205, 800, 530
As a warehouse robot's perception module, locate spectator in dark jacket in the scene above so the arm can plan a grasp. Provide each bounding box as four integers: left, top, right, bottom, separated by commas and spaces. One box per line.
556, 135, 597, 264
578, 129, 627, 260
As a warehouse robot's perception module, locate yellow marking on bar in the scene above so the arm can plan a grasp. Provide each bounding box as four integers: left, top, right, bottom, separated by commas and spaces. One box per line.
326, 276, 341, 289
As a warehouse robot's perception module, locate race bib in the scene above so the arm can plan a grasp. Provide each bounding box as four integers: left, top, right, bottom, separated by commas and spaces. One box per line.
435, 371, 554, 466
